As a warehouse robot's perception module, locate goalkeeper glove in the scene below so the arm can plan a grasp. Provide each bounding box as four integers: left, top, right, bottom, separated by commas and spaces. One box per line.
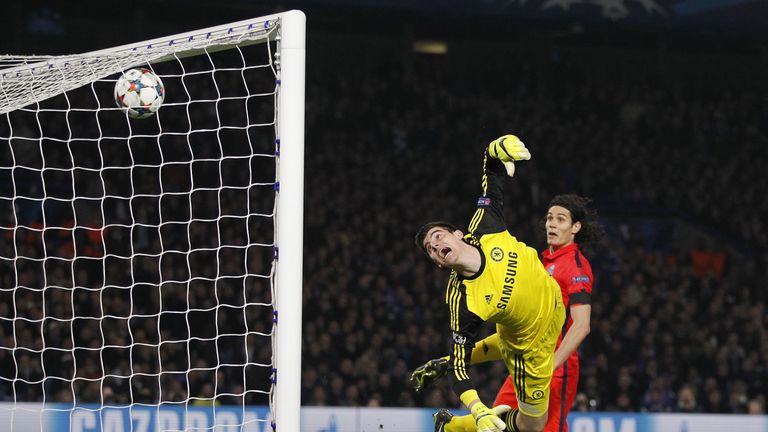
471, 402, 508, 432
409, 356, 449, 392
492, 404, 512, 417
488, 134, 531, 177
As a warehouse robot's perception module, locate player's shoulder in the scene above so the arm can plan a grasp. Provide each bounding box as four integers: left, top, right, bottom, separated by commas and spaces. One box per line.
477, 230, 516, 247
552, 246, 593, 276
569, 248, 594, 282
573, 247, 593, 267
547, 244, 583, 264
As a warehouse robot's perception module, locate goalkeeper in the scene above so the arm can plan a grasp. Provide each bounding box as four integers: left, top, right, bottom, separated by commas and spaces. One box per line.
415, 135, 565, 432
413, 192, 603, 432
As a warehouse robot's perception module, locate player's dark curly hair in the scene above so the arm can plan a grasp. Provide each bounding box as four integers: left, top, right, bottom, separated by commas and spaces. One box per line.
546, 194, 605, 252
415, 221, 459, 256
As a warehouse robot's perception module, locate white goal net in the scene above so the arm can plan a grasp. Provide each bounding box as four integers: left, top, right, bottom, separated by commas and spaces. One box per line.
0, 10, 305, 432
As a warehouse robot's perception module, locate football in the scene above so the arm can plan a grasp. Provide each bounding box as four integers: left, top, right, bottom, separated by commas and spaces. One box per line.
114, 68, 165, 119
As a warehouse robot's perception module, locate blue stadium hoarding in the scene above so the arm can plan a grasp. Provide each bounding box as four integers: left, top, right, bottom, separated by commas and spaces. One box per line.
2, 405, 768, 431
9, 404, 272, 432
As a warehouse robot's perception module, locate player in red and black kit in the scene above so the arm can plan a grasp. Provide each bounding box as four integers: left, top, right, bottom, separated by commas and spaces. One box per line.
411, 194, 604, 432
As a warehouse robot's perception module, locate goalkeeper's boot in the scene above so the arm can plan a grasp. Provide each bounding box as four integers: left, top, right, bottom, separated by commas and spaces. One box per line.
433, 408, 454, 432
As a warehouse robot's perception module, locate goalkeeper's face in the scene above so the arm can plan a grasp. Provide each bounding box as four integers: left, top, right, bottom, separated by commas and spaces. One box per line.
422, 226, 465, 269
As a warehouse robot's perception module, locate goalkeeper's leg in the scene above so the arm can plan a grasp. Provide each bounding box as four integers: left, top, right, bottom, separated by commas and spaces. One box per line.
471, 333, 503, 364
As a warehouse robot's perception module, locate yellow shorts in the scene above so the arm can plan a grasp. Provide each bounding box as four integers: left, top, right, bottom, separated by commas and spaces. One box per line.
497, 298, 566, 417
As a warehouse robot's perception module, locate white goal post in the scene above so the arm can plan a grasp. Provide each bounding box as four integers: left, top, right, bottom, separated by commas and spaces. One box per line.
0, 10, 304, 432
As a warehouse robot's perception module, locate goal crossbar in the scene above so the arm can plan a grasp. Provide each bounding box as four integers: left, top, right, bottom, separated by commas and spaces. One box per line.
0, 12, 293, 116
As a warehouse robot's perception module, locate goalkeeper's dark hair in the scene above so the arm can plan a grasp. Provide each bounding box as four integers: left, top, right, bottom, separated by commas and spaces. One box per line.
415, 221, 459, 256
546, 194, 605, 253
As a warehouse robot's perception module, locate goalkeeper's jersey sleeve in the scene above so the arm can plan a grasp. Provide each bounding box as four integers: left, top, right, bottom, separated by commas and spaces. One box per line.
445, 153, 562, 399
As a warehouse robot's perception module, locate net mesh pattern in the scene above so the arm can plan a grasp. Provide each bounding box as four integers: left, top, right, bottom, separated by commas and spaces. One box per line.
0, 17, 283, 431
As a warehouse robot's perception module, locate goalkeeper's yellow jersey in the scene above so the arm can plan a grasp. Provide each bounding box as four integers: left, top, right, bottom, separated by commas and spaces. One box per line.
446, 153, 562, 397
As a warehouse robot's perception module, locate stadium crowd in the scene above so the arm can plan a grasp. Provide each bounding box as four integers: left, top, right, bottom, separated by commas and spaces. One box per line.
298, 37, 768, 413
1, 28, 766, 416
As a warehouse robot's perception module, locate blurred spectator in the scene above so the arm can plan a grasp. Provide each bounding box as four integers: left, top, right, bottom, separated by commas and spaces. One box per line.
641, 377, 676, 412
572, 392, 597, 412
747, 397, 765, 415
675, 384, 700, 413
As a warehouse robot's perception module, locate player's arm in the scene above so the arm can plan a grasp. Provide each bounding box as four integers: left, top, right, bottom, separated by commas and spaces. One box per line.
553, 304, 591, 369
448, 300, 506, 431
553, 266, 594, 369
468, 135, 531, 237
446, 294, 484, 399
467, 151, 507, 237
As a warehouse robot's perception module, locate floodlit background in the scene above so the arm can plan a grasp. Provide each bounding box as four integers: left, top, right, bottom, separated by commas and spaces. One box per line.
1, 0, 766, 424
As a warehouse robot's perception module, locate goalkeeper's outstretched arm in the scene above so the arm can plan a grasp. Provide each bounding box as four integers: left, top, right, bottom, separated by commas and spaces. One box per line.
465, 135, 531, 239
